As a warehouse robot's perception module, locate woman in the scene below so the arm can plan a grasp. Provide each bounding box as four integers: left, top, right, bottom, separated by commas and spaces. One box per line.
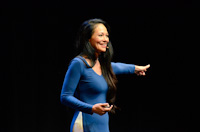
60, 18, 150, 132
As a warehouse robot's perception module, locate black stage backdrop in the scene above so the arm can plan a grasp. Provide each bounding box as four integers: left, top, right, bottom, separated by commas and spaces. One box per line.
1, 1, 197, 132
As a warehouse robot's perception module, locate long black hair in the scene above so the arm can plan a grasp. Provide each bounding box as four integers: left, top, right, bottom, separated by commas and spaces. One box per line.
75, 18, 118, 113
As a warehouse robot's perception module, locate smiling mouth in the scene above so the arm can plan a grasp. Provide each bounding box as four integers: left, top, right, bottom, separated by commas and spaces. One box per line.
98, 43, 107, 47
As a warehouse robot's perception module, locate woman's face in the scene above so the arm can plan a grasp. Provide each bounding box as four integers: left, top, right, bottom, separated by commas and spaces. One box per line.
89, 23, 109, 53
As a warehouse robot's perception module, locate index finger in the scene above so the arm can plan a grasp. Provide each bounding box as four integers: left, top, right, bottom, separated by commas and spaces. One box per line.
104, 105, 113, 112
100, 103, 109, 107
146, 64, 150, 69
144, 64, 150, 71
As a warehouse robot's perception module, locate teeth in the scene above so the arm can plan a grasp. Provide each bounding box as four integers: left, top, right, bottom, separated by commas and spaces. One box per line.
98, 43, 107, 47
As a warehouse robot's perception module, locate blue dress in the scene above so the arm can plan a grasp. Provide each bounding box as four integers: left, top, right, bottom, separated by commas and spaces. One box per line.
60, 56, 135, 132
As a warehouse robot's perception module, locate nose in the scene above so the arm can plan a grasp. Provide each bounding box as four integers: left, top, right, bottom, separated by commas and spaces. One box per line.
103, 35, 109, 42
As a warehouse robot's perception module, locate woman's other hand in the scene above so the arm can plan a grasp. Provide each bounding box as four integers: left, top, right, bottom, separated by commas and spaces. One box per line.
92, 103, 113, 115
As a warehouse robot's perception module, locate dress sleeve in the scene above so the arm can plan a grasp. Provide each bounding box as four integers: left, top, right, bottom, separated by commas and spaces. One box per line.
60, 59, 93, 114
111, 62, 135, 75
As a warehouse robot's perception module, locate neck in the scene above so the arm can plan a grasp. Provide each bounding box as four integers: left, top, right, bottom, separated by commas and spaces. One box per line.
94, 52, 100, 59
81, 52, 99, 60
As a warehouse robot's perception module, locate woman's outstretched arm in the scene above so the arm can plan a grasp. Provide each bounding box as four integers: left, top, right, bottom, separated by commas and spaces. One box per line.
111, 62, 150, 75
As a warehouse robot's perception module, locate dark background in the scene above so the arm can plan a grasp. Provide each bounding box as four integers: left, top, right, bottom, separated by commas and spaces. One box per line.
1, 0, 197, 132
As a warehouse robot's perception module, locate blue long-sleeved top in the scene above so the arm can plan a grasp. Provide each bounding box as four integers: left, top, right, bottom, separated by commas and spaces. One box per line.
60, 56, 135, 132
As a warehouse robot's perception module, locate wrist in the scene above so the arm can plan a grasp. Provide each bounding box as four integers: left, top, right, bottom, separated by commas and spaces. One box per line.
92, 105, 96, 113
134, 65, 139, 73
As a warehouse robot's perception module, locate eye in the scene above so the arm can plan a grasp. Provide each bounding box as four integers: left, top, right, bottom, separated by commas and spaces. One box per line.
98, 34, 103, 37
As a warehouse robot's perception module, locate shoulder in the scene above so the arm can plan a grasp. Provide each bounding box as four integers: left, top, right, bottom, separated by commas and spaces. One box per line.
71, 57, 83, 63
68, 57, 86, 72
69, 57, 85, 67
